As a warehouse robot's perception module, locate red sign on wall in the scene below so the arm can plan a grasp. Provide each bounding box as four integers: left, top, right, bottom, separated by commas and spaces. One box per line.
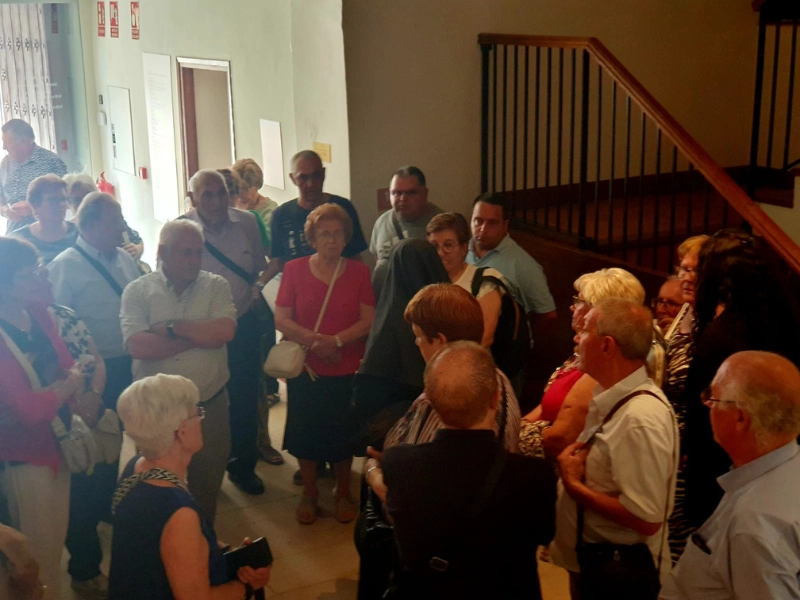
97, 2, 105, 37
110, 1, 119, 38
131, 2, 140, 40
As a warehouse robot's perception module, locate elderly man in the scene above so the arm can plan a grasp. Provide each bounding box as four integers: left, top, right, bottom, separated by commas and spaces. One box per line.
262, 150, 367, 284
382, 341, 556, 600
47, 192, 140, 598
0, 119, 67, 233
652, 277, 684, 333
660, 351, 800, 599
550, 298, 678, 600
183, 169, 270, 495
370, 166, 442, 270
120, 219, 237, 525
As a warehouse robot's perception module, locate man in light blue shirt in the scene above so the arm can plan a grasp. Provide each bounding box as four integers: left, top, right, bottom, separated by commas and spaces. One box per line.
660, 350, 800, 600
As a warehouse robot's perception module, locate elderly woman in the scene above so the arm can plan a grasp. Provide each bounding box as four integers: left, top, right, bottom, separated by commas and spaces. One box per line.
0, 237, 84, 597
275, 203, 376, 524
232, 159, 278, 250
518, 267, 646, 459
110, 374, 271, 599
63, 172, 145, 262
426, 212, 503, 348
9, 174, 78, 264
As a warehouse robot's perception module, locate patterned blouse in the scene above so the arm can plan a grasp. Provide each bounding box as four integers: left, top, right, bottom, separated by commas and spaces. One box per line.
51, 304, 97, 390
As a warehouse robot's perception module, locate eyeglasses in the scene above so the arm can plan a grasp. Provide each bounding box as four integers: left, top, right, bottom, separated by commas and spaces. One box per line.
650, 297, 684, 310
575, 326, 601, 337
700, 388, 736, 408
178, 406, 205, 428
429, 241, 463, 254
571, 295, 590, 308
316, 229, 346, 241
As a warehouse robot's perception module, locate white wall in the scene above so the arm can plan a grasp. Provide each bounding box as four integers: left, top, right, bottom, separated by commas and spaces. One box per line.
193, 69, 233, 171
78, 0, 349, 265
343, 0, 761, 234
760, 178, 800, 244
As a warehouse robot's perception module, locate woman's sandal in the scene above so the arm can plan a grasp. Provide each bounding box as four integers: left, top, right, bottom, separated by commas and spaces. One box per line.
296, 495, 319, 525
335, 495, 358, 524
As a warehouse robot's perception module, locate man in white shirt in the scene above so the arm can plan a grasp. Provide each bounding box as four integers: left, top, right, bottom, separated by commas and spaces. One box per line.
120, 219, 237, 525
549, 298, 678, 600
660, 351, 800, 600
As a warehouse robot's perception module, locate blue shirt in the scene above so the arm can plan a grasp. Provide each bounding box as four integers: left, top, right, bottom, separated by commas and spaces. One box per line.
48, 237, 141, 359
660, 441, 800, 600
0, 145, 67, 233
467, 235, 556, 315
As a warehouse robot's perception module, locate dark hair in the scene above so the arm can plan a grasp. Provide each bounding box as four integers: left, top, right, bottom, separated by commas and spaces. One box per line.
694, 229, 798, 336
473, 192, 510, 220
217, 168, 241, 199
27, 174, 67, 209
393, 166, 426, 187
1, 118, 35, 140
426, 212, 470, 245
0, 237, 39, 290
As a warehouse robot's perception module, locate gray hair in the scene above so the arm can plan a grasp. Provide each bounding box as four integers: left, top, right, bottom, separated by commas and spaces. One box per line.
117, 374, 200, 460
593, 297, 653, 361
1, 118, 34, 140
159, 219, 203, 248
290, 150, 322, 173
187, 169, 226, 195
75, 192, 119, 233
63, 173, 98, 208
575, 268, 645, 306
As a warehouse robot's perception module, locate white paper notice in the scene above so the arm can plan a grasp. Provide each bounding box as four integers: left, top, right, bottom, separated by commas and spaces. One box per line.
143, 53, 180, 222
108, 86, 135, 175
260, 119, 285, 191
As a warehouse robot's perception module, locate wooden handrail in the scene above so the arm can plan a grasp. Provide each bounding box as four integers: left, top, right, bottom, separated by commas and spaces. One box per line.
478, 33, 800, 273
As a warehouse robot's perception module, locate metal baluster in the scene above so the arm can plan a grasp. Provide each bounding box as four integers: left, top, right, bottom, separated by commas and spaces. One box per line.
669, 146, 678, 267
557, 48, 564, 232
480, 43, 491, 193
704, 179, 711, 234
578, 50, 590, 244
534, 47, 541, 226
748, 12, 768, 197
783, 20, 798, 169
637, 113, 646, 265
502, 45, 508, 193
687, 163, 694, 237
513, 46, 519, 218
653, 129, 662, 270
492, 45, 498, 192
523, 47, 530, 223
609, 80, 617, 253
623, 96, 631, 261
594, 65, 602, 245
545, 48, 552, 229
569, 48, 576, 236
766, 24, 781, 169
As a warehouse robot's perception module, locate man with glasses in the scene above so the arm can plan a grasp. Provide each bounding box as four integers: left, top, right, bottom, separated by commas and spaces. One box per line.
549, 298, 678, 599
661, 350, 800, 599
652, 277, 684, 332
120, 219, 237, 525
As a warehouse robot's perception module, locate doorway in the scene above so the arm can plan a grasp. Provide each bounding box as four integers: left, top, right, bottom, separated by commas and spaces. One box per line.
177, 58, 235, 191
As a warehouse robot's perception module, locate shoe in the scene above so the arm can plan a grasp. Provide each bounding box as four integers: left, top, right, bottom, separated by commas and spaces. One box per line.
71, 574, 109, 600
296, 495, 319, 524
227, 470, 265, 495
259, 446, 285, 465
265, 393, 280, 407
335, 495, 358, 524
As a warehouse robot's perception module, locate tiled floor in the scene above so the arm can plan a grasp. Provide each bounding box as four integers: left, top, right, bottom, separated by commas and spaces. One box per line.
61, 396, 570, 599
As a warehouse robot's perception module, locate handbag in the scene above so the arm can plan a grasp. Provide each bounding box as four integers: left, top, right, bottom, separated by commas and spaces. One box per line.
575, 389, 675, 600
263, 257, 342, 380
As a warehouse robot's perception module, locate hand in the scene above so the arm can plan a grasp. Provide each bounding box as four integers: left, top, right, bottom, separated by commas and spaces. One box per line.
558, 441, 588, 491
3, 201, 32, 221
310, 335, 338, 359
236, 538, 272, 589
366, 446, 383, 461
122, 243, 141, 259
72, 390, 103, 427
54, 366, 85, 403
149, 321, 168, 337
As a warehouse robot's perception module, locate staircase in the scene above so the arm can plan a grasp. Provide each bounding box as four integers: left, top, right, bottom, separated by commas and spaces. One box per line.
477, 33, 800, 277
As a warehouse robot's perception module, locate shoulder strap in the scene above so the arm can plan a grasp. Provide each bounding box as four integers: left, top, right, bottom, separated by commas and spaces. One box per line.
111, 467, 188, 515
478, 273, 512, 297
468, 445, 506, 520
390, 210, 405, 241
470, 267, 487, 297
203, 240, 255, 286
73, 245, 124, 297
311, 257, 343, 334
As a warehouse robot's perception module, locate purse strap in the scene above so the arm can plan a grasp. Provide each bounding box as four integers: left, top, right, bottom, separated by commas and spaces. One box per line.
311, 257, 343, 334
390, 210, 406, 241
73, 244, 124, 296
575, 389, 673, 565
111, 467, 189, 514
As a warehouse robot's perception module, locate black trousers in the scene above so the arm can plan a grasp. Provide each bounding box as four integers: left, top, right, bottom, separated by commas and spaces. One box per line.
65, 354, 131, 581
227, 309, 262, 476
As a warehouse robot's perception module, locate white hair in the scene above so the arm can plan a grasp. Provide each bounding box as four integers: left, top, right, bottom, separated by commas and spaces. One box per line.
117, 374, 200, 460
575, 268, 646, 306
62, 172, 97, 191
159, 219, 204, 248
187, 169, 225, 194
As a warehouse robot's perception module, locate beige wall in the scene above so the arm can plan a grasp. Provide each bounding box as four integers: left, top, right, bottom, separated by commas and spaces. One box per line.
760, 179, 800, 244
343, 0, 760, 234
78, 0, 348, 264
193, 69, 233, 171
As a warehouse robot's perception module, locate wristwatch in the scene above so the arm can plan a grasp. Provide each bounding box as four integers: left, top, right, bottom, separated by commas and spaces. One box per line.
166, 319, 177, 339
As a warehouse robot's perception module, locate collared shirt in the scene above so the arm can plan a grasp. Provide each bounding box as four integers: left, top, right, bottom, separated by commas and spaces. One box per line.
549, 367, 678, 580
184, 207, 267, 318
369, 203, 443, 265
467, 235, 556, 315
120, 270, 237, 402
660, 442, 800, 600
0, 145, 67, 233
48, 236, 141, 359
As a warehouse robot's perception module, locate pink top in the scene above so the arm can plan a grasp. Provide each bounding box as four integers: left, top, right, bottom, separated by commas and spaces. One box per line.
276, 257, 375, 377
539, 367, 584, 422
0, 301, 74, 470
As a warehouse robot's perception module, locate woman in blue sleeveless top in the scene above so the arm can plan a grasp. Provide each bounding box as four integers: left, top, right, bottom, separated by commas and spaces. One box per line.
109, 374, 271, 599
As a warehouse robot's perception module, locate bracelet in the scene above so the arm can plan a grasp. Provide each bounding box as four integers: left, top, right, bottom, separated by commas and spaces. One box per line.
365, 465, 380, 480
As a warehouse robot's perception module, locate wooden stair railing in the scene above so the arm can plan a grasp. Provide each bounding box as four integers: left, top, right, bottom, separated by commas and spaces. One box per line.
478, 34, 800, 275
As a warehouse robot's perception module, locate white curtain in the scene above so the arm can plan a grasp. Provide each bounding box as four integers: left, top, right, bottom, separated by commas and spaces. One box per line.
0, 4, 56, 151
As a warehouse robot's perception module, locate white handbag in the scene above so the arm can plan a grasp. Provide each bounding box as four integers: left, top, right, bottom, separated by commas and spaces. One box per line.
264, 258, 342, 380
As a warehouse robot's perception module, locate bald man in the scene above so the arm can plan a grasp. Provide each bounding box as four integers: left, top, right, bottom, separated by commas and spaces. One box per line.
382, 342, 556, 600
661, 351, 800, 599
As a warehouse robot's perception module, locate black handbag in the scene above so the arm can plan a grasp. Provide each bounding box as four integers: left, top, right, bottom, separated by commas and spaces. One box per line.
574, 390, 674, 600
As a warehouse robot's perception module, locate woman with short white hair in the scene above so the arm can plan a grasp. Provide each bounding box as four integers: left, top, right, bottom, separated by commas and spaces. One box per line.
109, 374, 271, 600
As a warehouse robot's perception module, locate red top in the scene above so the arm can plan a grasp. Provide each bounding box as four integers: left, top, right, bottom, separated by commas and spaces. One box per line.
277, 257, 375, 377
539, 367, 584, 422
0, 301, 74, 471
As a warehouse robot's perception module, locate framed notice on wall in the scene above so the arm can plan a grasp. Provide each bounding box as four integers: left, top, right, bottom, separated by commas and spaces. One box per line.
109, 1, 119, 38
131, 2, 140, 40
97, 2, 105, 37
